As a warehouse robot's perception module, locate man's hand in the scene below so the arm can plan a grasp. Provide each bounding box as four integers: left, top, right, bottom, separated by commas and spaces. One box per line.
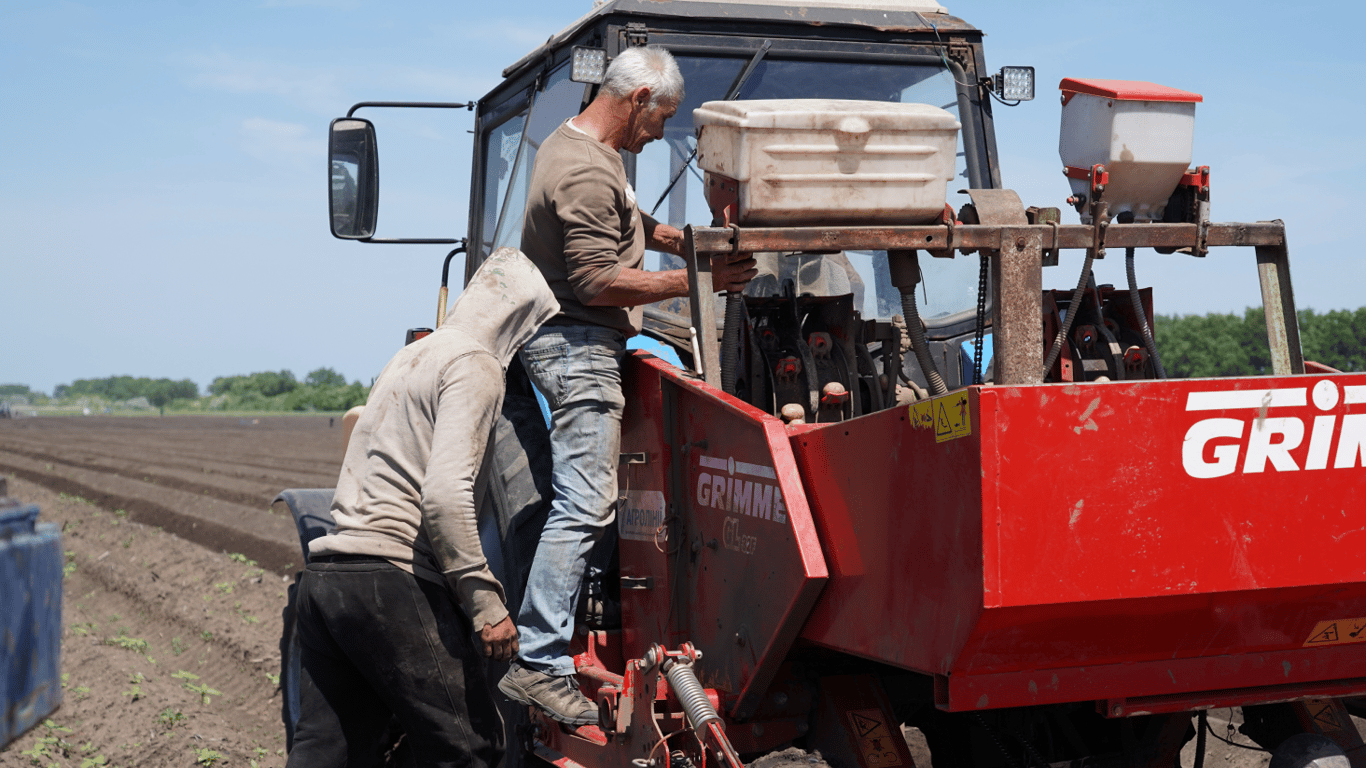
480, 616, 519, 662
711, 252, 758, 294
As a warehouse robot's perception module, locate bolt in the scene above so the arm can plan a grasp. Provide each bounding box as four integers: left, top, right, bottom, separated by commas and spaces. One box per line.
1015, 237, 1026, 250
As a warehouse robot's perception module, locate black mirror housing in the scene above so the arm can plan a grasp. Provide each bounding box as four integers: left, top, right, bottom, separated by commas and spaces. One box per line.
328, 117, 379, 239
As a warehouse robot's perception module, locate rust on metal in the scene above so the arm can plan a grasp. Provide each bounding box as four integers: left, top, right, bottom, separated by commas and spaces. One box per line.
1255, 221, 1305, 376
684, 225, 722, 387
992, 226, 1043, 385
689, 221, 1285, 255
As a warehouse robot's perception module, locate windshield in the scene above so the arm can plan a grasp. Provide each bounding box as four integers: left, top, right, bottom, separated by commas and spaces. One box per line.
636, 55, 975, 323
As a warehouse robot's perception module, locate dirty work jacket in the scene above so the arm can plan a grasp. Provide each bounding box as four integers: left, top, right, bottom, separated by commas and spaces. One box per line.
309, 248, 559, 630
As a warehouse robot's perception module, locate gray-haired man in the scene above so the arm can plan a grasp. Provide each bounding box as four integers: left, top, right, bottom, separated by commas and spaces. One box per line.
500, 45, 756, 725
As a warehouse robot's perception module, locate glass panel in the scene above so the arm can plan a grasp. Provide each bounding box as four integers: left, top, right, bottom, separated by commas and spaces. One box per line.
492, 65, 591, 251
330, 157, 361, 236
634, 56, 975, 322
478, 112, 527, 256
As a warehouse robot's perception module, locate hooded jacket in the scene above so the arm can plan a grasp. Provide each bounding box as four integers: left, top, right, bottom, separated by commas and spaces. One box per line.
309, 247, 559, 630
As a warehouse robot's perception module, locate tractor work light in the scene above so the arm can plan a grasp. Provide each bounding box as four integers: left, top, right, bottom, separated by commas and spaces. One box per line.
571, 46, 608, 84
994, 66, 1035, 101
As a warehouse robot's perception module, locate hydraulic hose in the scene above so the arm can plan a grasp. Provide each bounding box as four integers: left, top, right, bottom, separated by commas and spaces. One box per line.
900, 289, 948, 397
1124, 247, 1167, 378
1041, 247, 1096, 378
720, 292, 743, 395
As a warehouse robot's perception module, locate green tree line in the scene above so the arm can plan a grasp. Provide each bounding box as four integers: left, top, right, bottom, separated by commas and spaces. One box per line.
39, 367, 369, 413
1155, 307, 1366, 377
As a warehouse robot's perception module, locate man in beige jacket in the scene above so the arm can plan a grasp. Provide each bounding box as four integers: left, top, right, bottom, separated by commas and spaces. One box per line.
287, 248, 559, 768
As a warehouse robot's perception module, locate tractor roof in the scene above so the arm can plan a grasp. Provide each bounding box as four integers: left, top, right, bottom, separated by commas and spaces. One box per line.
502, 0, 978, 79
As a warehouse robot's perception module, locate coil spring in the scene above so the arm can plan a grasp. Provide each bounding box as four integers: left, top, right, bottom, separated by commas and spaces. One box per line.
664, 662, 719, 731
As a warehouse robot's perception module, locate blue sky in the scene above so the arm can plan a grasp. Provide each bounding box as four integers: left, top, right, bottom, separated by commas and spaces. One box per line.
4, 0, 1362, 396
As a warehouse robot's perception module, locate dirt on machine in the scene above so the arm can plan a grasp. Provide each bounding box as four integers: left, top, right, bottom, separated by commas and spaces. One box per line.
279, 2, 1366, 767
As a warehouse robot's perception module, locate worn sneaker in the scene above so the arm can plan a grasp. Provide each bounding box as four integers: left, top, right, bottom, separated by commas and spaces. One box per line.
498, 661, 598, 726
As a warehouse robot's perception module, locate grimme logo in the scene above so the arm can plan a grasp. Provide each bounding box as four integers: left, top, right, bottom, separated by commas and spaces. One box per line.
1182, 380, 1366, 478
696, 455, 787, 524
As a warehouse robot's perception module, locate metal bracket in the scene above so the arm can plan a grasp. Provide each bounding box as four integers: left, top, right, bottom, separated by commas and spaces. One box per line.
625, 22, 648, 47
620, 452, 648, 465
947, 42, 973, 67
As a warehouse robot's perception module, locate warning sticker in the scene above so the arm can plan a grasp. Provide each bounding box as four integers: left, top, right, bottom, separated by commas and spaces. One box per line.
846, 709, 903, 768
909, 391, 973, 443
1303, 699, 1344, 732
1302, 617, 1366, 647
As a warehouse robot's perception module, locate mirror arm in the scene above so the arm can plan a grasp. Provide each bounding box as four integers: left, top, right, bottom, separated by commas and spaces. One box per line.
346, 101, 475, 117
357, 237, 463, 244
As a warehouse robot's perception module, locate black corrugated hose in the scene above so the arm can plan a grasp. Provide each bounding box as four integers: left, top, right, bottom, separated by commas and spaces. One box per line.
1041, 247, 1096, 378
901, 289, 948, 396
720, 292, 743, 395
1125, 246, 1167, 378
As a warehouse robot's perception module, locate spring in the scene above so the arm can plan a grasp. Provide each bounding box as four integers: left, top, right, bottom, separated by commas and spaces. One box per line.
664, 662, 720, 731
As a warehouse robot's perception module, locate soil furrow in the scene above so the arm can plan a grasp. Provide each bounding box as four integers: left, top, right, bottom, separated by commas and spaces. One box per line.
2, 476, 292, 767
0, 432, 339, 489
0, 444, 292, 510
0, 456, 301, 576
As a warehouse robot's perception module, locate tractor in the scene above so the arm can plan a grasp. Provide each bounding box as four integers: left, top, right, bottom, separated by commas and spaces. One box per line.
277, 2, 1366, 767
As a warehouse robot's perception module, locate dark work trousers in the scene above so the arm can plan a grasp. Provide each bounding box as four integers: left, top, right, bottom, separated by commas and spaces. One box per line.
286, 557, 504, 768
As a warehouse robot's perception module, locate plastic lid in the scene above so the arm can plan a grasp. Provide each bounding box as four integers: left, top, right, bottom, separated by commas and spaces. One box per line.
693, 99, 961, 131
1059, 78, 1203, 103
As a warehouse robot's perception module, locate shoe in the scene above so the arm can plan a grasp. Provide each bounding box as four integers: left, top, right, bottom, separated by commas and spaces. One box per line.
498, 661, 598, 726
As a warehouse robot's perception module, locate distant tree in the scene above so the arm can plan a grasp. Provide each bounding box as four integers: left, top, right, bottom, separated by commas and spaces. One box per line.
209, 375, 245, 396
1300, 307, 1366, 372
146, 381, 174, 415
305, 367, 348, 387
209, 370, 298, 398
1157, 306, 1365, 377
0, 384, 31, 396
1154, 309, 1266, 378
246, 370, 298, 397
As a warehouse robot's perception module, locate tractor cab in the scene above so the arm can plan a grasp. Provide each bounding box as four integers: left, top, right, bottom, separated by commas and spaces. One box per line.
464, 0, 1022, 397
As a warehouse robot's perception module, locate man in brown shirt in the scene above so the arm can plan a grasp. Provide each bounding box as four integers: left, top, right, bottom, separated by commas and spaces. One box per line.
500, 45, 755, 725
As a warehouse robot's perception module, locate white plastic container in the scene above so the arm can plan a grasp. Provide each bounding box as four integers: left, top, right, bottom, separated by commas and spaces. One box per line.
693, 99, 961, 225
1058, 78, 1201, 223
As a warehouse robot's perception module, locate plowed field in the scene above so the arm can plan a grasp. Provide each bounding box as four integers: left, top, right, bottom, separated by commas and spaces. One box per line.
1, 415, 342, 767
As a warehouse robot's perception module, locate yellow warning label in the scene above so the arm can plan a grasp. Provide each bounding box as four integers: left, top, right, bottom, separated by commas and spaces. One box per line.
1303, 699, 1344, 732
908, 391, 972, 443
846, 709, 903, 768
1303, 617, 1366, 647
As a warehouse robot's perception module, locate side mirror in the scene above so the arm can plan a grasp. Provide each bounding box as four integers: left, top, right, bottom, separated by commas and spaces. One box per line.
328, 117, 379, 239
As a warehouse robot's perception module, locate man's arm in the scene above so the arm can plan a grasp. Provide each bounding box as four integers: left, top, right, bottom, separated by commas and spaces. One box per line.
422, 353, 519, 661
588, 215, 758, 308
642, 213, 684, 256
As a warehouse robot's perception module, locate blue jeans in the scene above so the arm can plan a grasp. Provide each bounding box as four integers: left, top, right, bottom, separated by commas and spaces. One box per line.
516, 325, 626, 676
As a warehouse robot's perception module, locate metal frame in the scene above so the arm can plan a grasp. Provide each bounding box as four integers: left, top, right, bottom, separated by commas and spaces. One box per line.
682, 218, 1301, 388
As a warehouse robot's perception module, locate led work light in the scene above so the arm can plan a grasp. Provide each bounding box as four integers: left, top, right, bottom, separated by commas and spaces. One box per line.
994, 66, 1035, 101
571, 47, 608, 84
